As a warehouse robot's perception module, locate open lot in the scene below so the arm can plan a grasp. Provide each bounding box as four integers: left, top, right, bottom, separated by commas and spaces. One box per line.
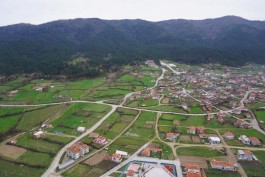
84, 150, 108, 166
0, 144, 26, 160
179, 156, 208, 169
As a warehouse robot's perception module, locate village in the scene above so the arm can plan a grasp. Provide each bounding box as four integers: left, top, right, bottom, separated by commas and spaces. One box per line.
1, 60, 265, 177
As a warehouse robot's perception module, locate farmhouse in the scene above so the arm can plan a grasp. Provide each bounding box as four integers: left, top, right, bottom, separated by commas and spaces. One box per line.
111, 153, 122, 163
33, 131, 45, 139
188, 126, 196, 134
77, 126, 85, 133
93, 136, 108, 145
165, 132, 178, 141
66, 142, 90, 160
234, 119, 252, 128
224, 132, 235, 140
140, 146, 162, 157
237, 150, 257, 161
210, 159, 238, 171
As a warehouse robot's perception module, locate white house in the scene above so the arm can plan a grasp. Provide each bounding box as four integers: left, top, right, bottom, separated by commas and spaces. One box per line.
239, 135, 250, 145
77, 126, 85, 133
237, 150, 256, 161
66, 142, 90, 160
210, 159, 238, 171
208, 136, 221, 144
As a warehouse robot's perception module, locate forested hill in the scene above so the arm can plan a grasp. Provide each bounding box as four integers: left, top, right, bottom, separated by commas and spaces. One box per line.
0, 16, 265, 77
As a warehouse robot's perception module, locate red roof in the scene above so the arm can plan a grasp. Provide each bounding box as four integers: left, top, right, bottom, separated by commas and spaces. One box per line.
210, 159, 236, 167
67, 142, 90, 154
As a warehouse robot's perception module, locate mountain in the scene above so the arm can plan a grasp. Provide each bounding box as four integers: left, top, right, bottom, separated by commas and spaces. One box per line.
0, 16, 265, 77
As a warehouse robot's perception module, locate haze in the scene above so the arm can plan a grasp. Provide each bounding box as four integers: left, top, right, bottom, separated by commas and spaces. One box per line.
1, 0, 265, 26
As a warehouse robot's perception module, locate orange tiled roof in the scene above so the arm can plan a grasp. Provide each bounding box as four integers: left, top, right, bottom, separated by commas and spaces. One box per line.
210, 159, 236, 167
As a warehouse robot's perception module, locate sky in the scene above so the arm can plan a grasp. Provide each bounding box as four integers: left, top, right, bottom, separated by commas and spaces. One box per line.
1, 0, 265, 26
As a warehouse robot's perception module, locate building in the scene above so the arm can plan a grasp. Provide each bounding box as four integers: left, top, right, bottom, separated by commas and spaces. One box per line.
33, 131, 45, 139
89, 132, 99, 138
140, 146, 162, 157
224, 132, 235, 140
165, 132, 177, 141
237, 150, 255, 161
185, 163, 205, 177
111, 153, 122, 163
188, 126, 196, 134
210, 159, 238, 171
234, 119, 252, 129
66, 142, 90, 160
239, 135, 250, 145
249, 137, 261, 146
93, 136, 108, 145
77, 126, 85, 133
208, 136, 221, 144
196, 127, 205, 134
115, 150, 128, 157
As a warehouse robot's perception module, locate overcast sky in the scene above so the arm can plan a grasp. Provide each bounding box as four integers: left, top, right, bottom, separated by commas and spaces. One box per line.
1, 0, 265, 26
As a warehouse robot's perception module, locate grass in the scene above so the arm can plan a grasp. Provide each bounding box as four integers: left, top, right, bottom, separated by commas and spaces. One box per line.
16, 134, 61, 154
176, 146, 223, 158
43, 134, 74, 144
62, 164, 92, 177
189, 106, 204, 114
128, 111, 157, 139
17, 151, 52, 167
205, 168, 241, 177
16, 105, 65, 131
0, 158, 45, 177
0, 115, 21, 132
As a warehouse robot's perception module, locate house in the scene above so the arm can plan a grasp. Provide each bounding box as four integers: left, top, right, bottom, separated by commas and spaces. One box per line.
165, 132, 177, 141
237, 150, 255, 160
208, 136, 221, 144
93, 136, 108, 145
115, 150, 128, 158
140, 147, 151, 157
199, 134, 208, 139
33, 131, 45, 139
188, 126, 196, 134
196, 127, 205, 134
140, 146, 162, 157
239, 135, 250, 145
89, 132, 99, 138
77, 126, 85, 133
111, 153, 122, 163
249, 137, 261, 146
244, 112, 252, 119
210, 159, 238, 171
66, 142, 90, 159
224, 132, 235, 140
185, 163, 204, 177
234, 119, 252, 129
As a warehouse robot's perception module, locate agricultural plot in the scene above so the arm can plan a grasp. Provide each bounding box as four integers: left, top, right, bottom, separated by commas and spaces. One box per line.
254, 109, 265, 129
94, 108, 138, 140
49, 103, 111, 135
126, 111, 157, 139
176, 146, 224, 158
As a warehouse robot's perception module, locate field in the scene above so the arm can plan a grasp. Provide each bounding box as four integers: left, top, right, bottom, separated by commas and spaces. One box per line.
0, 159, 45, 177
83, 150, 108, 166
179, 156, 208, 168
50, 103, 111, 135
0, 144, 26, 160
176, 146, 224, 158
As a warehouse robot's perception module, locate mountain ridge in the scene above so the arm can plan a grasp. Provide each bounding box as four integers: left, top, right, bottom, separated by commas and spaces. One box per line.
0, 16, 265, 77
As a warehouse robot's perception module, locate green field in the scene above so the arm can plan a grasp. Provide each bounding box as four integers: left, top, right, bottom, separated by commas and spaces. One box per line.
0, 159, 45, 177
176, 146, 224, 158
